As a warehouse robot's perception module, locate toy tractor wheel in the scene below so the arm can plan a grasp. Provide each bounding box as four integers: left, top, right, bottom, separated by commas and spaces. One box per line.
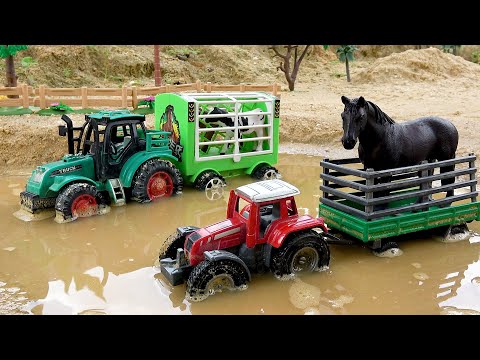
186, 259, 248, 302
131, 159, 183, 203
271, 231, 330, 277
158, 230, 187, 261
55, 183, 106, 222
252, 164, 280, 180
194, 171, 226, 201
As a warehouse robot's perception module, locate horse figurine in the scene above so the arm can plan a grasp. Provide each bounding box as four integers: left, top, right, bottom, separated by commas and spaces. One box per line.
340, 96, 459, 198
205, 107, 266, 154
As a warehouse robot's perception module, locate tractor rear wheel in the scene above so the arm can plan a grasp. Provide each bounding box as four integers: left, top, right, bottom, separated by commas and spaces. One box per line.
55, 183, 106, 222
159, 230, 187, 261
252, 164, 280, 180
186, 259, 249, 302
271, 231, 330, 277
131, 159, 183, 203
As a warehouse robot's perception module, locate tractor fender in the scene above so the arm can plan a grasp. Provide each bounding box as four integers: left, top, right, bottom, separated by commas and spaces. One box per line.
190, 168, 220, 185
267, 217, 328, 249
120, 152, 178, 188
246, 161, 274, 176
203, 250, 251, 281
48, 175, 98, 193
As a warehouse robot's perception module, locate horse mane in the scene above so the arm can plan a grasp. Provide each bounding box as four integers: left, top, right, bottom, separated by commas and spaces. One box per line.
366, 100, 396, 125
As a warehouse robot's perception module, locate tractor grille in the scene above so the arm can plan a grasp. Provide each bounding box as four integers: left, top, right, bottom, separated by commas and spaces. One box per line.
186, 231, 202, 251
20, 191, 56, 213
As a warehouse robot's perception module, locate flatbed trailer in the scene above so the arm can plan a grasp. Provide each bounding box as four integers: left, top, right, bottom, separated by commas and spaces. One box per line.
319, 154, 480, 249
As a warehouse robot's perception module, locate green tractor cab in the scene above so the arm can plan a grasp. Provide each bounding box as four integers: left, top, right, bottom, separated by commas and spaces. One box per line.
15, 110, 183, 223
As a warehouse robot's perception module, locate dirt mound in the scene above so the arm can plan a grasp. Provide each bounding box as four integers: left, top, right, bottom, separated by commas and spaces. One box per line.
355, 47, 480, 83
4, 45, 333, 88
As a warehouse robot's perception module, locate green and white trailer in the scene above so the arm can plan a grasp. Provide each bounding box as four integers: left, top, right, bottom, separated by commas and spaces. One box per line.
154, 92, 281, 195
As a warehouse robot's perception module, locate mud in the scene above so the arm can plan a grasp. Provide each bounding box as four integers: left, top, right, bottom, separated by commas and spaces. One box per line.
1, 153, 480, 314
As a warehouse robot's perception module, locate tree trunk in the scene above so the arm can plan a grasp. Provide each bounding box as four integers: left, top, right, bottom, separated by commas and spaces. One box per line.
5, 55, 19, 98
287, 79, 295, 91
5, 55, 17, 87
154, 45, 162, 86
345, 58, 351, 82
452, 46, 457, 56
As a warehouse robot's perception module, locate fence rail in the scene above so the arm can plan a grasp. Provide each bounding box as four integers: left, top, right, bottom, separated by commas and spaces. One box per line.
320, 154, 478, 221
0, 80, 281, 110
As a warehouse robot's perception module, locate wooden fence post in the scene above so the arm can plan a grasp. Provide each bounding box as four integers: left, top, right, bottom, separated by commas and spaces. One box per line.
272, 83, 279, 96
365, 168, 374, 214
240, 83, 245, 92
469, 153, 477, 202
206, 82, 212, 92
132, 86, 138, 109
21, 84, 29, 108
121, 85, 127, 108
196, 79, 202, 92
38, 85, 46, 109
166, 84, 172, 92
81, 86, 88, 108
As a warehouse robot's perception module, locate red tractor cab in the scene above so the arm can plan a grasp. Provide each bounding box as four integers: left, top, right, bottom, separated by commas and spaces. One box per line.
159, 179, 331, 301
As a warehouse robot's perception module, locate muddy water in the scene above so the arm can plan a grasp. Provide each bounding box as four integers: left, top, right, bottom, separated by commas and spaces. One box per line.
1, 153, 480, 315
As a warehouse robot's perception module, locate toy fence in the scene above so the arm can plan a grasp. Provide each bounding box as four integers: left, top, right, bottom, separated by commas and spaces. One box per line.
320, 154, 478, 221
0, 81, 281, 110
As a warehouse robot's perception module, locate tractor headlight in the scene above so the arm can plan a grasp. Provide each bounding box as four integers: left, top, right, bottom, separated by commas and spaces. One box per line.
32, 166, 46, 183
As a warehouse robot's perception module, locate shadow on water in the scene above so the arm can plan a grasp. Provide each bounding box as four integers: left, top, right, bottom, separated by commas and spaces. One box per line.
0, 154, 479, 314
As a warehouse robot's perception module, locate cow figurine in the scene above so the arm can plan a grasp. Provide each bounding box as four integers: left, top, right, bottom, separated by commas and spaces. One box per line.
205, 107, 266, 154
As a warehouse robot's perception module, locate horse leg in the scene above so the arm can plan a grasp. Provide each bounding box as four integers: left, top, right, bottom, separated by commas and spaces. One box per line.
373, 176, 391, 211
441, 164, 455, 198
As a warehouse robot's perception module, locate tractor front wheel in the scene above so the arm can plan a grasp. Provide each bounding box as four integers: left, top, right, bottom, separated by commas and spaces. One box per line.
131, 159, 183, 203
271, 231, 330, 277
186, 259, 249, 302
159, 230, 187, 261
55, 183, 106, 222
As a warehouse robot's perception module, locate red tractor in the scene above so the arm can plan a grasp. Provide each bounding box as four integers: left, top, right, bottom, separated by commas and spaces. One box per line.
159, 179, 332, 301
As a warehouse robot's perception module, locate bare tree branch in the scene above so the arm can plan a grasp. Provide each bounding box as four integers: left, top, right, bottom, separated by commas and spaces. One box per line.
270, 45, 312, 91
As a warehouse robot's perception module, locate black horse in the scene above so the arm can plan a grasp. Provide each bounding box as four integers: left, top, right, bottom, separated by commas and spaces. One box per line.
340, 96, 459, 197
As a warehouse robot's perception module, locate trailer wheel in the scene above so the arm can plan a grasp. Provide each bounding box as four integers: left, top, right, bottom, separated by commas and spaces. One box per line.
186, 259, 248, 302
252, 164, 280, 180
131, 159, 183, 203
271, 231, 330, 277
194, 171, 226, 200
158, 230, 187, 261
55, 183, 106, 222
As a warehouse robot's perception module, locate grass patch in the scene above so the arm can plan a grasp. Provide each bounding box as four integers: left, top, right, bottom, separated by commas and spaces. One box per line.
0, 107, 34, 116
132, 107, 154, 115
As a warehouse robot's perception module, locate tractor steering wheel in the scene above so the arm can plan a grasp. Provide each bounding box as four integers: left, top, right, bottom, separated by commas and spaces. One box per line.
109, 142, 118, 155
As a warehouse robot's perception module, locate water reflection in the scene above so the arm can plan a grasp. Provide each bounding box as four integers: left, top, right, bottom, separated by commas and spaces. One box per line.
0, 154, 479, 314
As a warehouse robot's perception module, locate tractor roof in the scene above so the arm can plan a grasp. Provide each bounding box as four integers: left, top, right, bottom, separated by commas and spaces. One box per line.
236, 179, 300, 203
86, 110, 146, 124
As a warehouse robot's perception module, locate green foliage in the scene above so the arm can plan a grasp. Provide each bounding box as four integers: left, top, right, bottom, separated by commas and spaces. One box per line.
21, 56, 37, 68
63, 67, 72, 78
49, 102, 73, 112
137, 96, 155, 109
323, 45, 329, 50
471, 50, 480, 64
165, 46, 199, 57
336, 45, 359, 62
0, 45, 28, 58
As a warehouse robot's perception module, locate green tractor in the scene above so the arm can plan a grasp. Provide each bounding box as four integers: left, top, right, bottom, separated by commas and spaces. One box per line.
15, 110, 183, 223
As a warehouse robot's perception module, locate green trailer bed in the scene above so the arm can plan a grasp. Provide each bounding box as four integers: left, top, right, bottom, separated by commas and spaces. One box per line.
319, 155, 480, 243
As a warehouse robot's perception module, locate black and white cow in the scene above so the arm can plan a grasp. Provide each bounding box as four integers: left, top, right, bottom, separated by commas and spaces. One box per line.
204, 107, 266, 154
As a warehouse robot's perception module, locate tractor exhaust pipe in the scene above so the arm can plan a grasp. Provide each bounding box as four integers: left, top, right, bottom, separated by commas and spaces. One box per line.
58, 114, 75, 155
